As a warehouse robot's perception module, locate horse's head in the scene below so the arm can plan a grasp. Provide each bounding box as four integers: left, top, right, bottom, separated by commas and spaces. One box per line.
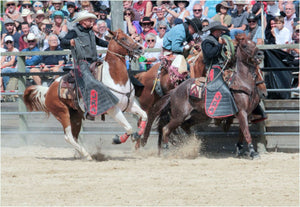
106, 29, 144, 58
235, 33, 263, 66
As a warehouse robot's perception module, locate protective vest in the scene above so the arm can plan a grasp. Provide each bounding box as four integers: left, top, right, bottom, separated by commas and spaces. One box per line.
202, 35, 223, 67
72, 25, 98, 63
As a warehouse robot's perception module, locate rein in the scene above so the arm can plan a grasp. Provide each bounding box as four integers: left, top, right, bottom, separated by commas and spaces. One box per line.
111, 30, 138, 59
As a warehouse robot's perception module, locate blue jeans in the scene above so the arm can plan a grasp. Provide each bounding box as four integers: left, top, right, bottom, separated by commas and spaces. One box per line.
1, 67, 17, 89
230, 29, 245, 40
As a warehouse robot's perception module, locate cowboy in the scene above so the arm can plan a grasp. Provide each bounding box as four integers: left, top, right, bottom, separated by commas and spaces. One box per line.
61, 10, 118, 120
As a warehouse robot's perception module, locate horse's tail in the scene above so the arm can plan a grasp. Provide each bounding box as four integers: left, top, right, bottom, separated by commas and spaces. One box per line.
23, 85, 50, 116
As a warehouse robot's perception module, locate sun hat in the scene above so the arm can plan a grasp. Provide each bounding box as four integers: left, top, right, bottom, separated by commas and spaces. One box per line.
139, 17, 154, 26
186, 17, 203, 34
73, 10, 97, 23
24, 33, 37, 42
52, 0, 62, 3
34, 9, 46, 19
41, 19, 51, 24
216, 1, 233, 12
202, 21, 229, 32
4, 18, 15, 25
4, 0, 18, 8
22, 1, 32, 6
4, 35, 14, 43
174, 0, 189, 8
234, 0, 247, 5
52, 10, 65, 19
21, 8, 34, 17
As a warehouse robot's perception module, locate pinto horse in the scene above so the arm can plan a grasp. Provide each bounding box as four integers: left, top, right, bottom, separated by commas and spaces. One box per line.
23, 29, 147, 160
135, 43, 206, 148
154, 34, 265, 158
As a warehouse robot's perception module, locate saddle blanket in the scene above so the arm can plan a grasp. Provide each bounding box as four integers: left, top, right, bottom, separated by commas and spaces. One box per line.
205, 66, 238, 118
189, 77, 205, 99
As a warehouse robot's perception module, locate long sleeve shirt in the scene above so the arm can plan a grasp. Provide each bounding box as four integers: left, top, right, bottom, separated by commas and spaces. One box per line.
22, 46, 42, 66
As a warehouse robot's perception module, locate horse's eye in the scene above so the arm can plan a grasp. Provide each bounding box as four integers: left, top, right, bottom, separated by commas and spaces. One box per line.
122, 37, 126, 41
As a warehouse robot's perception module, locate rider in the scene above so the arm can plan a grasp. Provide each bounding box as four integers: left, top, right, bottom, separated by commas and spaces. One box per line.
201, 21, 267, 123
61, 10, 119, 120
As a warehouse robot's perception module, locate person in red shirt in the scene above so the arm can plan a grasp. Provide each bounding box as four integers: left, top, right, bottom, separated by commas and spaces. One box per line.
133, 0, 153, 20
18, 22, 30, 51
139, 16, 157, 40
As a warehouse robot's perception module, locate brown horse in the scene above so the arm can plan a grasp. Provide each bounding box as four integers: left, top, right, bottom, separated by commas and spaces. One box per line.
135, 44, 206, 148
23, 29, 147, 160
154, 35, 265, 158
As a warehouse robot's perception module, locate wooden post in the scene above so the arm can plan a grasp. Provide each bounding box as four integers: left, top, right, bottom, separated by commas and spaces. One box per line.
110, 1, 124, 31
17, 56, 28, 143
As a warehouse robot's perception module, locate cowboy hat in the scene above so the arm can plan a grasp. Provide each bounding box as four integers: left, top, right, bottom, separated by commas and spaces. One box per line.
174, 0, 189, 8
247, 13, 257, 21
4, 0, 18, 8
21, 8, 34, 17
139, 17, 154, 26
202, 21, 229, 32
216, 1, 233, 12
24, 33, 38, 42
99, 5, 111, 14
73, 10, 97, 23
186, 17, 202, 34
234, 0, 247, 5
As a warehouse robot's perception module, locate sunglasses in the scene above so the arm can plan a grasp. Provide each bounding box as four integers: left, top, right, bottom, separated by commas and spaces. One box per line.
34, 4, 43, 8
124, 13, 131, 16
162, 1, 170, 4
23, 4, 32, 7
159, 27, 167, 30
5, 41, 13, 44
147, 39, 155, 43
142, 23, 152, 26
28, 40, 36, 43
248, 20, 256, 23
193, 9, 202, 12
7, 3, 15, 6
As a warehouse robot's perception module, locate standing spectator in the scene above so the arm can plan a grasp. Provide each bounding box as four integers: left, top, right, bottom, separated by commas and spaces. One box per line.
133, 0, 153, 19
0, 35, 19, 92
66, 1, 78, 31
41, 0, 51, 13
152, 6, 171, 32
33, 1, 44, 13
124, 8, 143, 35
21, 8, 34, 26
139, 17, 158, 40
166, 0, 190, 22
123, 0, 141, 21
143, 33, 160, 70
274, 15, 292, 46
265, 16, 276, 44
3, 0, 23, 29
50, 0, 68, 17
22, 33, 42, 85
2, 19, 21, 49
18, 22, 30, 51
30, 10, 46, 44
98, 5, 112, 30
38, 19, 53, 51
284, 3, 296, 39
21, 1, 33, 11
245, 13, 263, 45
156, 21, 168, 48
80, 1, 94, 13
52, 10, 68, 39
229, 0, 248, 39
189, 3, 211, 22
37, 34, 65, 85
212, 1, 232, 28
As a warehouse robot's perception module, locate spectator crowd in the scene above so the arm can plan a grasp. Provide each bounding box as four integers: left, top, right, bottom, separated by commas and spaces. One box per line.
0, 0, 299, 100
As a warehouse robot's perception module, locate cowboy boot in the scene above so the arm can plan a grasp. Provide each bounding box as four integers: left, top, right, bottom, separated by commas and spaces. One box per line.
112, 133, 130, 144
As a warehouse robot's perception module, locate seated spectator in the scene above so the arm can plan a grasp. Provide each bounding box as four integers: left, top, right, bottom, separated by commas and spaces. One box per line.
33, 1, 44, 13
245, 13, 263, 45
21, 1, 33, 11
66, 1, 78, 31
18, 22, 30, 51
95, 20, 109, 58
30, 10, 46, 39
152, 6, 171, 32
98, 5, 112, 30
2, 18, 21, 49
274, 15, 292, 46
41, 1, 50, 13
37, 34, 66, 85
133, 0, 153, 19
0, 35, 19, 92
189, 3, 211, 22
36, 18, 52, 51
283, 3, 296, 40
201, 19, 210, 40
156, 21, 168, 48
124, 8, 142, 35
139, 17, 158, 40
265, 16, 276, 44
80, 1, 94, 13
212, 1, 232, 28
3, 0, 23, 29
22, 33, 42, 85
49, 0, 68, 17
123, 0, 141, 22
21, 8, 34, 27
229, 0, 248, 39
143, 33, 160, 70
166, 0, 190, 23
52, 10, 68, 39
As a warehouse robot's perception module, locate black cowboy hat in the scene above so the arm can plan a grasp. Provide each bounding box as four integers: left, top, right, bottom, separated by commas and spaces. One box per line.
202, 21, 229, 32
174, 0, 189, 8
186, 17, 202, 34
247, 13, 258, 21
99, 5, 111, 14
216, 1, 233, 13
139, 17, 154, 26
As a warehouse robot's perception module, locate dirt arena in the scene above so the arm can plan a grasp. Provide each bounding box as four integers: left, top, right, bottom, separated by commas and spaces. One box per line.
1, 137, 299, 206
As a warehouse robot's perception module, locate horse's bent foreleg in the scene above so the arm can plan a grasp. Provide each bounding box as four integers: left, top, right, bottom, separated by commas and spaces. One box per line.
107, 106, 133, 144
162, 118, 183, 149
128, 99, 147, 136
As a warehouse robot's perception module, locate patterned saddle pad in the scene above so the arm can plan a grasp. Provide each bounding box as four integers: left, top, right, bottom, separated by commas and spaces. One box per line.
189, 77, 206, 99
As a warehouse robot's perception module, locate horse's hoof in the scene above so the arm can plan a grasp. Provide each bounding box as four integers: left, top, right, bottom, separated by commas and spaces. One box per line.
112, 135, 122, 144
249, 151, 260, 159
163, 143, 169, 150
131, 132, 141, 142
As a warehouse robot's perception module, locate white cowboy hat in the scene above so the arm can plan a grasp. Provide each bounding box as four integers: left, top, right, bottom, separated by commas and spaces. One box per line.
21, 8, 34, 17
24, 33, 38, 42
4, 0, 18, 8
73, 10, 97, 23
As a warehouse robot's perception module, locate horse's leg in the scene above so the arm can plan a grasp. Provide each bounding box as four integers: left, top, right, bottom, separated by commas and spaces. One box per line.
162, 117, 184, 150
107, 106, 134, 144
236, 128, 244, 157
141, 105, 157, 147
236, 110, 259, 159
69, 109, 85, 157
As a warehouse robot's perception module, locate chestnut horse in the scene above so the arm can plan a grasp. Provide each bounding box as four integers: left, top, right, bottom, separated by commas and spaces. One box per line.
154, 35, 265, 158
135, 46, 206, 147
23, 29, 147, 160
